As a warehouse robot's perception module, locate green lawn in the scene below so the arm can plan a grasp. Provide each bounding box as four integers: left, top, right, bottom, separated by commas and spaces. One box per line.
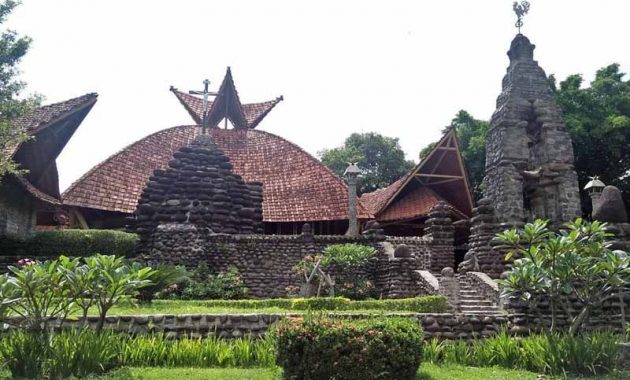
15, 365, 622, 380
79, 300, 418, 316
1, 364, 627, 379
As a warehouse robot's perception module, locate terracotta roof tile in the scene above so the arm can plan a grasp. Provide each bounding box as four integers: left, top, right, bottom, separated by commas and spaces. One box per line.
377, 186, 440, 222
171, 88, 283, 129
63, 126, 372, 222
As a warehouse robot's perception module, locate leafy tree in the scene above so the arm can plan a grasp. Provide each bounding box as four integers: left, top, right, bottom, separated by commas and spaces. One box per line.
319, 132, 414, 194
549, 64, 630, 214
498, 219, 630, 335
0, 0, 41, 178
420, 111, 488, 198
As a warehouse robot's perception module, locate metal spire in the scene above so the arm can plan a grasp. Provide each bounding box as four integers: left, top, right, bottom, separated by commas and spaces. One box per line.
189, 79, 218, 134
513, 1, 531, 34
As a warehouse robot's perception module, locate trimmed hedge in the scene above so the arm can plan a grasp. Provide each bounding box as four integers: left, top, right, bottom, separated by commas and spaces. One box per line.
274, 316, 424, 380
179, 295, 448, 313
0, 230, 138, 257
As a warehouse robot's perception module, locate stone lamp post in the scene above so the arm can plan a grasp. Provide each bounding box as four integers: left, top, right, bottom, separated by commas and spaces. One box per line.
584, 176, 606, 212
344, 163, 361, 237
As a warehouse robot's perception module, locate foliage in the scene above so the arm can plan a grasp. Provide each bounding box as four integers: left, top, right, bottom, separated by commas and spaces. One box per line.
293, 244, 376, 299
0, 329, 120, 379
0, 258, 74, 332
274, 316, 424, 380
0, 330, 276, 379
498, 219, 630, 335
0, 0, 42, 179
334, 277, 377, 300
422, 329, 622, 376
137, 264, 189, 302
0, 229, 138, 257
119, 334, 276, 368
162, 264, 248, 300
100, 296, 448, 315
420, 111, 488, 198
549, 64, 630, 214
83, 255, 153, 332
319, 132, 414, 194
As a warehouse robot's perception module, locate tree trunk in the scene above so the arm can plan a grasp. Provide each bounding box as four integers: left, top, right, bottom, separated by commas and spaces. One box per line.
569, 306, 590, 336
618, 287, 626, 335
96, 309, 108, 334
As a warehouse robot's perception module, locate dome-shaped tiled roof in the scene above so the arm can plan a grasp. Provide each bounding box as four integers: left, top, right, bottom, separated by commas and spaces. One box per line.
63, 126, 372, 222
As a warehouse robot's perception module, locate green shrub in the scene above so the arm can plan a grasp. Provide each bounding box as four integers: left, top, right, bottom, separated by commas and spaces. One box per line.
352, 295, 448, 313
0, 229, 138, 257
163, 264, 248, 300
0, 329, 121, 379
274, 316, 424, 380
290, 297, 351, 310
422, 329, 622, 376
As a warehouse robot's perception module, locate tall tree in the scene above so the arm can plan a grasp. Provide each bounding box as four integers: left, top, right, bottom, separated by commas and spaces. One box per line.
319, 132, 414, 194
0, 0, 40, 178
549, 64, 630, 214
420, 110, 488, 198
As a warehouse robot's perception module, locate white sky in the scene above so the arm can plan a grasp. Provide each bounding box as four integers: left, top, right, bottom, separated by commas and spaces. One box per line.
5, 0, 630, 191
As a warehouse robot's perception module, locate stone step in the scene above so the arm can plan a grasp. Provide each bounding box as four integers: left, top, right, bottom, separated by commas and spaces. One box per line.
459, 300, 494, 305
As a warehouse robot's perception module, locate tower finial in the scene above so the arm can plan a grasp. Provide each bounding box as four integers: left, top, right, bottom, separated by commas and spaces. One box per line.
513, 1, 531, 34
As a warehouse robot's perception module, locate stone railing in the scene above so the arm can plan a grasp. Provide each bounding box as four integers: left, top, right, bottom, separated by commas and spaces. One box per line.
466, 271, 500, 305
416, 270, 440, 294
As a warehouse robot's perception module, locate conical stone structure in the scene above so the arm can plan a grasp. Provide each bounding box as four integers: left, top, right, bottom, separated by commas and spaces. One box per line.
483, 34, 581, 225
133, 134, 263, 250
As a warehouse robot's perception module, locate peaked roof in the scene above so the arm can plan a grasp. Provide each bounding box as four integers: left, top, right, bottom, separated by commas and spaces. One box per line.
4, 93, 98, 159
3, 93, 98, 205
361, 129, 474, 223
171, 68, 283, 129
63, 126, 372, 222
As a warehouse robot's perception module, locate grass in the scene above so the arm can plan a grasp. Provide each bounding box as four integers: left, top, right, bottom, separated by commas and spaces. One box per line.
1, 364, 621, 380
78, 300, 420, 316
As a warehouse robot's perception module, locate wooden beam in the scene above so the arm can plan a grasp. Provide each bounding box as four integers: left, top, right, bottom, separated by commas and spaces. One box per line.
416, 173, 464, 179
425, 178, 462, 186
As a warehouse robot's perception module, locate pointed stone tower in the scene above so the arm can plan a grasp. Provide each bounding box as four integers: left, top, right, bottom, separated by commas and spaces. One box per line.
133, 134, 264, 254
483, 34, 580, 225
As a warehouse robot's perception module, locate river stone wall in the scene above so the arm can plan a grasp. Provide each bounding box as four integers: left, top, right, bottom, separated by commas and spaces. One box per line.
39, 312, 522, 341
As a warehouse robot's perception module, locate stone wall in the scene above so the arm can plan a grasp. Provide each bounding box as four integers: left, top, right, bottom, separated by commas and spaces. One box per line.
140, 232, 436, 298
0, 180, 37, 240
37, 312, 520, 341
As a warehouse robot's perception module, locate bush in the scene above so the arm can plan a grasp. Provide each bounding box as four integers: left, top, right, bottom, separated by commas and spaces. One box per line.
164, 264, 248, 300
274, 316, 423, 380
422, 329, 622, 376
0, 229, 138, 257
0, 329, 120, 379
170, 295, 448, 313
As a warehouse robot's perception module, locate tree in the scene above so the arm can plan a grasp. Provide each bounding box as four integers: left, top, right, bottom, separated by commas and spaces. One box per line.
498, 219, 630, 335
549, 64, 630, 214
0, 0, 41, 178
420, 111, 488, 198
319, 132, 414, 194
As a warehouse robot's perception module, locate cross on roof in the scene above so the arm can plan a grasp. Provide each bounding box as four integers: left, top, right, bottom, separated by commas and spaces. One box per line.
188, 79, 218, 134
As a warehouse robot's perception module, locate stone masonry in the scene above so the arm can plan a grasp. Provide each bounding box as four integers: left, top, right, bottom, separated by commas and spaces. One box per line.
133, 134, 263, 254
483, 34, 580, 225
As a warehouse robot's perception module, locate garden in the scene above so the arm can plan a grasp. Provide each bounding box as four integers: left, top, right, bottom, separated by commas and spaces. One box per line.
0, 222, 629, 379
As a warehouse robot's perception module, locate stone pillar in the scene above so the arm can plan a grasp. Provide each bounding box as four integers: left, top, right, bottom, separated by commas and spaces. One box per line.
344, 163, 361, 237
425, 202, 455, 272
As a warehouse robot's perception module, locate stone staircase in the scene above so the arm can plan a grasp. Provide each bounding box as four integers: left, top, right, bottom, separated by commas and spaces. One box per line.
457, 276, 502, 315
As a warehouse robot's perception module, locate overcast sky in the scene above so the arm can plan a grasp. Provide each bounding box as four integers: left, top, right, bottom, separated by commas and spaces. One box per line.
6, 0, 630, 191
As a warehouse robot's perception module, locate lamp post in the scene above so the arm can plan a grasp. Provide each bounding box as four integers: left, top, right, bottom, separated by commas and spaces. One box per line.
584, 176, 606, 213
344, 163, 361, 237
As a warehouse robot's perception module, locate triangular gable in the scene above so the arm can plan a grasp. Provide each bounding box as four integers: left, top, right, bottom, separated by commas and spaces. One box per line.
375, 129, 474, 218
170, 69, 283, 129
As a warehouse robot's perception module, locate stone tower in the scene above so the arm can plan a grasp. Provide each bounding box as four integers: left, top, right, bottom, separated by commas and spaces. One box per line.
133, 134, 263, 253
483, 34, 581, 225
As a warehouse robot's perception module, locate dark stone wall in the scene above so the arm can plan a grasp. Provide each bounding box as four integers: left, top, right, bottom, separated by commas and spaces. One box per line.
138, 228, 444, 299
0, 179, 37, 240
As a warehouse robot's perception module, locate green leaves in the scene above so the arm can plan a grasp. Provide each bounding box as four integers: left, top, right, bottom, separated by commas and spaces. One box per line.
498, 218, 630, 335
